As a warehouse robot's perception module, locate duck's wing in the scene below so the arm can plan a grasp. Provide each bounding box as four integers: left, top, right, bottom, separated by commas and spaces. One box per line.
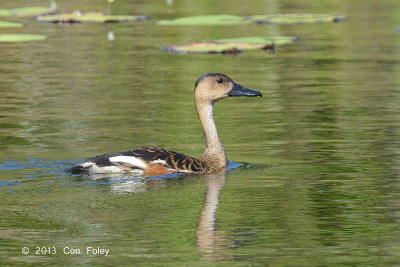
67, 150, 146, 174
67, 147, 207, 174
131, 147, 208, 173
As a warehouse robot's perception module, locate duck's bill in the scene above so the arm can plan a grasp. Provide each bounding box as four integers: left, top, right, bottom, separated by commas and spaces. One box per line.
228, 83, 262, 97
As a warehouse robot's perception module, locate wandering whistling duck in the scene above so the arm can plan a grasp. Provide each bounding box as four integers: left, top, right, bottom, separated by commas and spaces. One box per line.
68, 73, 262, 176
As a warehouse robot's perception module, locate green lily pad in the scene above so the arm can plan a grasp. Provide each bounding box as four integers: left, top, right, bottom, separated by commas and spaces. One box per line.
162, 36, 299, 54
249, 14, 347, 24
157, 14, 347, 26
0, 21, 23, 28
0, 34, 47, 42
157, 14, 250, 25
0, 6, 55, 17
36, 12, 151, 23
214, 36, 300, 45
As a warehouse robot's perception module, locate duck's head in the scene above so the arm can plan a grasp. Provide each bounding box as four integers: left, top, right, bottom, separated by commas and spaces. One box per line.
194, 73, 262, 103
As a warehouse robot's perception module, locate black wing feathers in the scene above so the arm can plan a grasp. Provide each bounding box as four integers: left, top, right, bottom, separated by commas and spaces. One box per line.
70, 147, 208, 173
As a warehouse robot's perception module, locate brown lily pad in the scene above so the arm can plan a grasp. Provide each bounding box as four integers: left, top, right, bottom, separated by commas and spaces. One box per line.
162, 41, 275, 54
161, 36, 299, 54
36, 12, 151, 24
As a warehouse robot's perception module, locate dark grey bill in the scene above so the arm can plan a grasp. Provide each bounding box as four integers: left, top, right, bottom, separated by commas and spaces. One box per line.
228, 82, 262, 97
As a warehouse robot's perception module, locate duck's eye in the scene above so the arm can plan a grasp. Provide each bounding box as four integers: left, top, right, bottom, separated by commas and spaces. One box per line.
216, 78, 224, 84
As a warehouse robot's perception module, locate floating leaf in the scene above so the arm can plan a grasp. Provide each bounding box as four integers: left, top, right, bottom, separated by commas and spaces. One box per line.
249, 14, 347, 24
162, 42, 271, 54
0, 21, 23, 28
0, 34, 47, 42
36, 12, 151, 23
163, 42, 261, 54
0, 6, 55, 17
214, 36, 300, 45
157, 14, 347, 26
157, 14, 250, 25
162, 36, 299, 54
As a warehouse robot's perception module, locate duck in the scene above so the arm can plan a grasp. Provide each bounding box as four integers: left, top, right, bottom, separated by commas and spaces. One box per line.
67, 73, 262, 176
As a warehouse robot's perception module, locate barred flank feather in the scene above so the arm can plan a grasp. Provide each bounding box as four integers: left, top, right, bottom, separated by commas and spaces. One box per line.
132, 147, 209, 173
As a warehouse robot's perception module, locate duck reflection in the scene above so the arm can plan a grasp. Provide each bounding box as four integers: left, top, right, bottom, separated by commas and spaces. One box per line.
197, 170, 233, 261
74, 172, 171, 193
74, 169, 234, 260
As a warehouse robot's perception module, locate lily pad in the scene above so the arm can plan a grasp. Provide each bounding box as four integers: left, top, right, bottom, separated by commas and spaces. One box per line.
162, 36, 299, 54
0, 34, 47, 42
36, 12, 151, 23
157, 14, 250, 25
0, 6, 55, 17
249, 14, 347, 24
0, 21, 23, 28
157, 14, 347, 26
214, 36, 300, 45
162, 42, 257, 54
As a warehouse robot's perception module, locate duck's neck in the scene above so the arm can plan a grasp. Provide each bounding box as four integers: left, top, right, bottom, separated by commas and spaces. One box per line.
196, 100, 227, 169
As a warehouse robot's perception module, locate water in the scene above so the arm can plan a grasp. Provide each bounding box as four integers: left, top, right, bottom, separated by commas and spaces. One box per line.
1, 0, 400, 265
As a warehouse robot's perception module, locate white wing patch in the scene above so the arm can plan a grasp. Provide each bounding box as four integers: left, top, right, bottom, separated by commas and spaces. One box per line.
88, 165, 126, 174
151, 159, 167, 165
109, 156, 148, 170
82, 162, 95, 168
